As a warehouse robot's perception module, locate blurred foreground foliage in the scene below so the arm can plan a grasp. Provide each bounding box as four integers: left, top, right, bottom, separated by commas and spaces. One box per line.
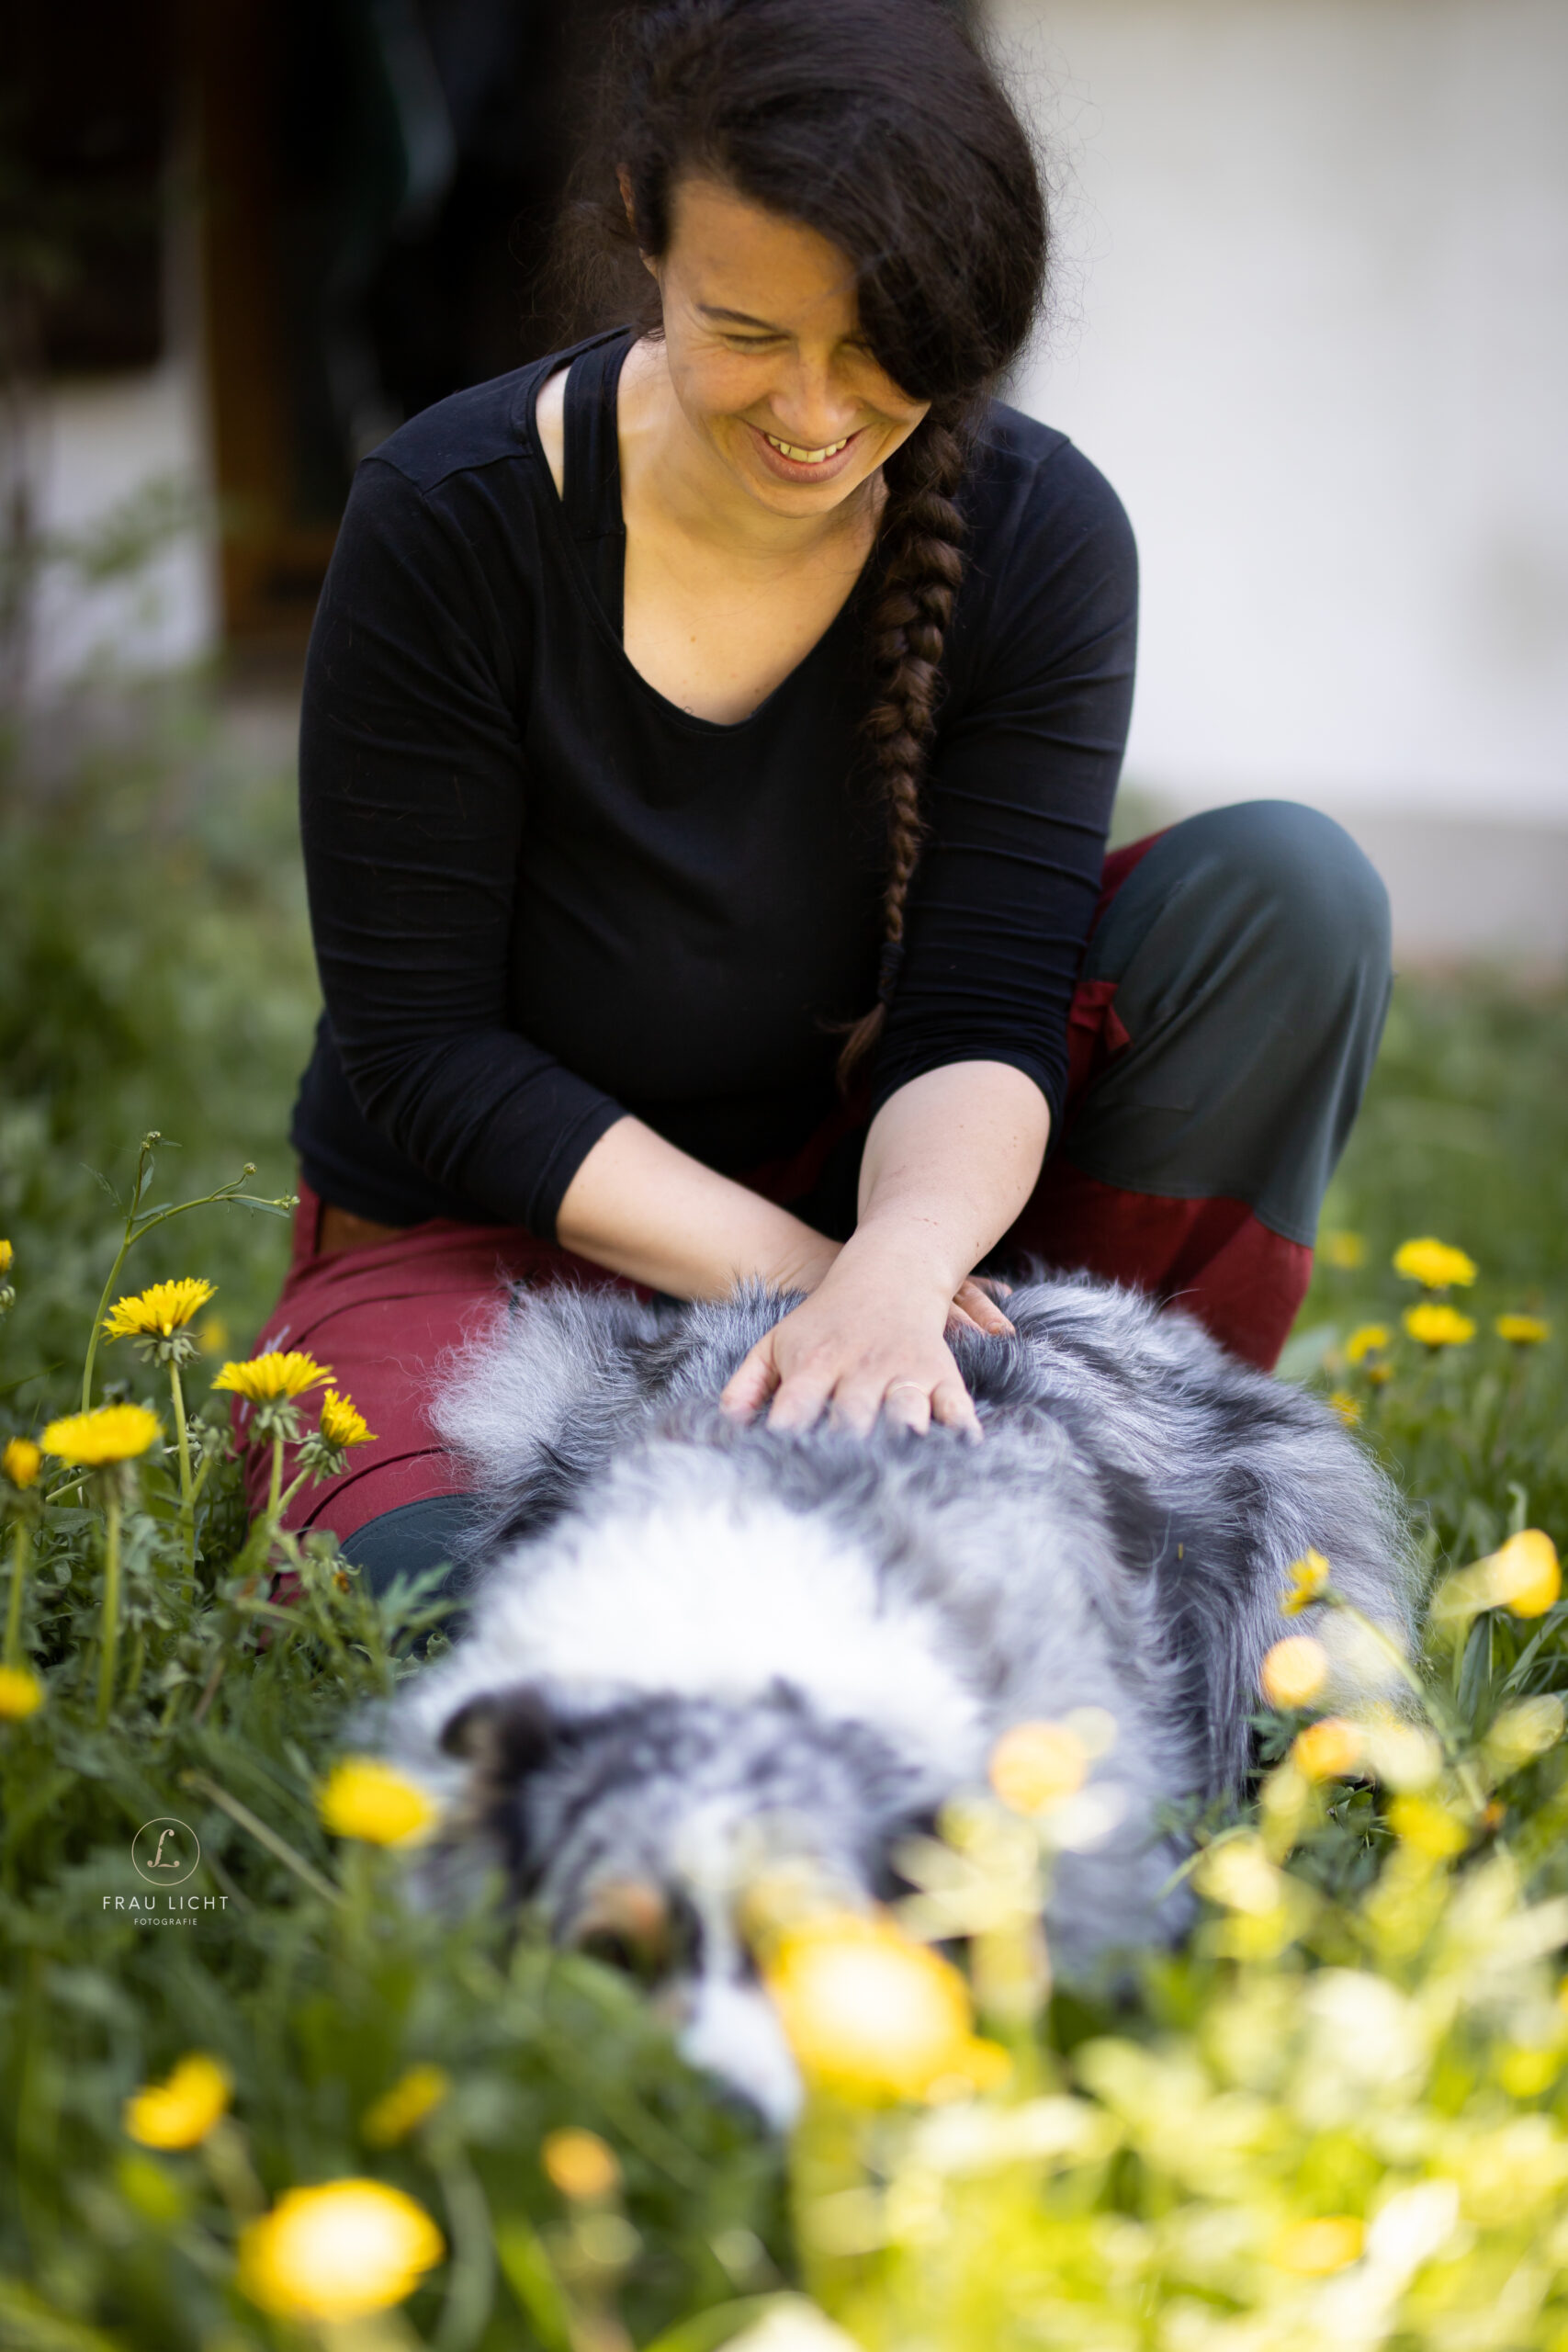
2, 706, 1567, 2347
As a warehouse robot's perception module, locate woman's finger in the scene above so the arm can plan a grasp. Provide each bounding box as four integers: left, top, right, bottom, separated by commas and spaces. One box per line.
953, 1278, 1015, 1336
930, 1375, 984, 1441
720, 1342, 781, 1420
880, 1378, 932, 1436
765, 1366, 837, 1432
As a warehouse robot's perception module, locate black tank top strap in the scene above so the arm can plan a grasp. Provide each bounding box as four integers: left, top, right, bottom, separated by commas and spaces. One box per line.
561, 327, 635, 639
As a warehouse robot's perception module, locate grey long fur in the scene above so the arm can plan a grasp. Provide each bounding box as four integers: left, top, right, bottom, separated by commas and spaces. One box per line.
380, 1270, 1418, 2123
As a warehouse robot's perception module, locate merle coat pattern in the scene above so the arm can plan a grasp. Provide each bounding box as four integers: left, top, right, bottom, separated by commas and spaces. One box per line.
380, 1271, 1416, 2124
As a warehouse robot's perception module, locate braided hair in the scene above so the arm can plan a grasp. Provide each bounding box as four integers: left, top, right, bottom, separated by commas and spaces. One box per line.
552, 0, 1048, 1085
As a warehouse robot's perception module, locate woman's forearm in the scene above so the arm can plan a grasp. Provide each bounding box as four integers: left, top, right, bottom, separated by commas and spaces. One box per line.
846, 1061, 1051, 1296
554, 1114, 840, 1297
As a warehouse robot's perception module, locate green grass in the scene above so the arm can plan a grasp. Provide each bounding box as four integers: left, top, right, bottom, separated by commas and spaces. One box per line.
2, 707, 1567, 2349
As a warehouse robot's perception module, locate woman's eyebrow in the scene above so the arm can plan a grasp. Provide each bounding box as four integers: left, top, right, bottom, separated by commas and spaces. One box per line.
697, 304, 782, 330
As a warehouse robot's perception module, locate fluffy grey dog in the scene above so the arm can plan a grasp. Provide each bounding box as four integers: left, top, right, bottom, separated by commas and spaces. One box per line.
383, 1271, 1416, 2125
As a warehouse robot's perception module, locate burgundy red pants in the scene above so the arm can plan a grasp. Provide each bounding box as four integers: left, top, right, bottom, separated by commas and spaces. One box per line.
242, 802, 1391, 1571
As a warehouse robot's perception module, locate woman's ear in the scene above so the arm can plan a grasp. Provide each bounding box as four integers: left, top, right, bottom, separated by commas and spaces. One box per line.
616, 166, 660, 284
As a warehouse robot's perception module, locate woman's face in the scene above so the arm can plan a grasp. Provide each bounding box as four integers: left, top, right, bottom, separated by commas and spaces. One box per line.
645, 174, 931, 515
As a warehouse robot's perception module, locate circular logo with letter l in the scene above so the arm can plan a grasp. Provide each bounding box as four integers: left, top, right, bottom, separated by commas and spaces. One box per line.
131, 1817, 201, 1886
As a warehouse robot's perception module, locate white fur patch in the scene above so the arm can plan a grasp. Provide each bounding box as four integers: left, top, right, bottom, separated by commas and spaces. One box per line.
456, 1487, 982, 1780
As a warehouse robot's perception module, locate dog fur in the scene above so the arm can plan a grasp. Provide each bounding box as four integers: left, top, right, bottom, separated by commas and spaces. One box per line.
379, 1270, 1418, 2124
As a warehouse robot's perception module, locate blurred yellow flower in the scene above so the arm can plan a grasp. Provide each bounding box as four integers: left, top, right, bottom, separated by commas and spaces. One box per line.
1488, 1529, 1562, 1620
1292, 1717, 1363, 1781
41, 1403, 161, 1468
102, 1278, 215, 1341
1327, 1390, 1361, 1427
765, 1911, 979, 2102
1345, 1324, 1389, 1367
1404, 1302, 1476, 1350
319, 1389, 377, 1449
1321, 1230, 1366, 1271
123, 2052, 232, 2150
542, 2127, 621, 2200
1194, 1835, 1284, 1917
1268, 2215, 1364, 2274
237, 2179, 444, 2322
988, 1720, 1089, 1815
1387, 1795, 1469, 1860
362, 2064, 450, 2147
1260, 1635, 1328, 1710
2, 1437, 41, 1489
1280, 1548, 1331, 1617
0, 1665, 45, 1720
213, 1351, 333, 1403
1495, 1313, 1550, 1346
197, 1314, 230, 1356
317, 1757, 438, 1847
1393, 1238, 1477, 1291
0, 1240, 12, 1274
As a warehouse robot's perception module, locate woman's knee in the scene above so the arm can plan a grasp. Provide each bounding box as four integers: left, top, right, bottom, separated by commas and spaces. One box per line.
1174, 800, 1391, 987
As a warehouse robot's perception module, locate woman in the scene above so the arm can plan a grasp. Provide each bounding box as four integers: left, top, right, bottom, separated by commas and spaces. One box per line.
244, 0, 1391, 1590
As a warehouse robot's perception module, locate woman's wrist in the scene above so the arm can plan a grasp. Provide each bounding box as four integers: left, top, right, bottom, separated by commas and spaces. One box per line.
828, 1212, 972, 1307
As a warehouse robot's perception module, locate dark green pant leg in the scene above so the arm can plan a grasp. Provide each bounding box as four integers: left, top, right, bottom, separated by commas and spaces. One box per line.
1066, 802, 1392, 1247
342, 1495, 479, 1616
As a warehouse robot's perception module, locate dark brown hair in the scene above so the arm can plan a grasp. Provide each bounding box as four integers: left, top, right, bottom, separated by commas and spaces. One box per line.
556, 0, 1049, 1080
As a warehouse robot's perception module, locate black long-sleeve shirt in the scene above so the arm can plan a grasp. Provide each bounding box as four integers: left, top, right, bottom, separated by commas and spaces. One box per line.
290, 326, 1138, 1239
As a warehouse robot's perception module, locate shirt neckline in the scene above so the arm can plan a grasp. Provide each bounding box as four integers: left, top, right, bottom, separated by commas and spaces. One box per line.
524, 327, 878, 741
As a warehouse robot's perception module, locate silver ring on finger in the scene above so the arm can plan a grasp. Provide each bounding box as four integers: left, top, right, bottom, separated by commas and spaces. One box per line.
886, 1381, 929, 1399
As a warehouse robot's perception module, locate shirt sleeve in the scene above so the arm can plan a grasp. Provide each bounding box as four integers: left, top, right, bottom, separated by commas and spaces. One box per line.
298, 455, 627, 1237
868, 436, 1138, 1131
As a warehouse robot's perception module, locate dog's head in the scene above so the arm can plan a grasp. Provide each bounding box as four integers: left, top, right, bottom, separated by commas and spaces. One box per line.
434, 1678, 933, 2127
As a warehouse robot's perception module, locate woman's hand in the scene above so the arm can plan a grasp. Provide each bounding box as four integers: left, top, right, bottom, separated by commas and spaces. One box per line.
720, 1251, 1014, 1440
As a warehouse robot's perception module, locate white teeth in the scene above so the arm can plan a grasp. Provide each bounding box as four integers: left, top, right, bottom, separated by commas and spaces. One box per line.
764, 432, 850, 465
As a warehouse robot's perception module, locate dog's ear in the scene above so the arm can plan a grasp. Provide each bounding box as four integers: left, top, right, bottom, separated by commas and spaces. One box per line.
439, 1686, 559, 1781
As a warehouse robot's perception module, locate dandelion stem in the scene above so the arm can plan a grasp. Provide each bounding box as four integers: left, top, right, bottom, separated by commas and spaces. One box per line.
168, 1360, 195, 1571
265, 1432, 284, 1526
3, 1518, 30, 1667
178, 1769, 344, 1907
95, 1485, 123, 1727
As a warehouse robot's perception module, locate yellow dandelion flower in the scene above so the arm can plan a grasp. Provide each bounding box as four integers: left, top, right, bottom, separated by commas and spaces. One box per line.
987, 1720, 1089, 1815
1393, 1237, 1477, 1291
3, 1437, 41, 1489
0, 1666, 45, 1720
1292, 1717, 1363, 1781
542, 2128, 621, 2201
319, 1389, 377, 1449
362, 2064, 450, 2147
1327, 1390, 1361, 1427
102, 1278, 216, 1342
212, 1351, 333, 1403
318, 1757, 438, 1847
1404, 1302, 1475, 1350
41, 1402, 161, 1468
1346, 1324, 1389, 1366
237, 2179, 445, 2323
123, 2052, 232, 2150
0, 1240, 11, 1275
1320, 1230, 1366, 1271
1484, 1529, 1562, 1620
764, 1911, 978, 2102
1387, 1794, 1468, 1860
1280, 1548, 1331, 1617
1260, 1635, 1329, 1710
1496, 1313, 1550, 1346
1269, 2216, 1364, 2275
197, 1314, 230, 1356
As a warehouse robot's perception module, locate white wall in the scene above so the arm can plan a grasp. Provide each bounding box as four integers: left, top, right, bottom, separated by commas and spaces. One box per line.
26, 353, 218, 694
991, 0, 1568, 824
21, 164, 218, 700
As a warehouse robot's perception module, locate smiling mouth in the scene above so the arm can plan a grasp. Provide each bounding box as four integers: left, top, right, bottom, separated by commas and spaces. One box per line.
762, 429, 853, 466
